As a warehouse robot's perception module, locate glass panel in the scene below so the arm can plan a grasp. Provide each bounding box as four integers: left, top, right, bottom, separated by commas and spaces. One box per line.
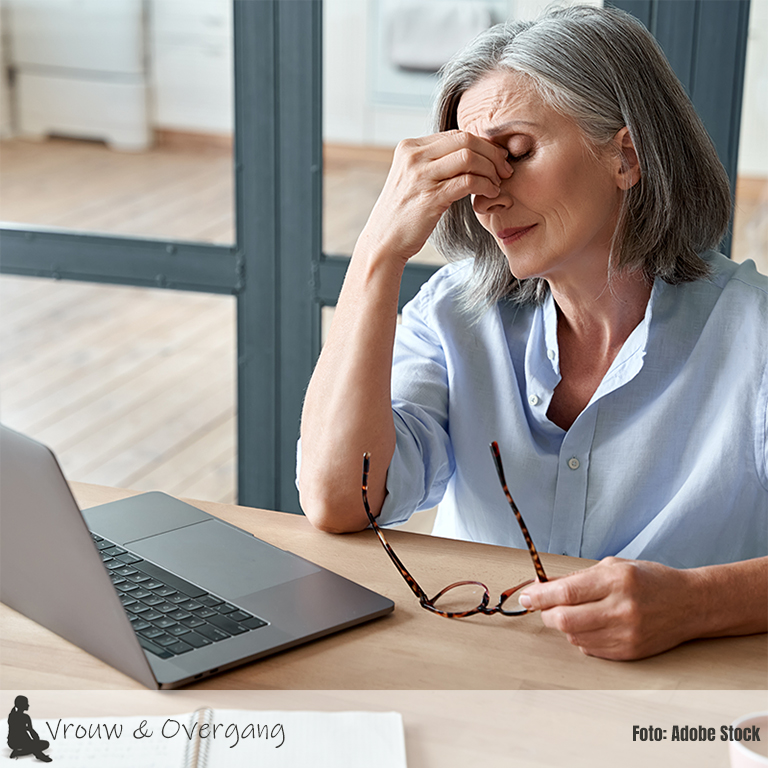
322, 0, 601, 265
0, 275, 237, 503
733, 1, 768, 275
0, 0, 234, 245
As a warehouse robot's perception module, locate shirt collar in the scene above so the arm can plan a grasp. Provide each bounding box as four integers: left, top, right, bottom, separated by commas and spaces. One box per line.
535, 277, 664, 400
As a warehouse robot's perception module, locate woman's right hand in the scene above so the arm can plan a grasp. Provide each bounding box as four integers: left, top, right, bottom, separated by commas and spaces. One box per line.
360, 130, 513, 266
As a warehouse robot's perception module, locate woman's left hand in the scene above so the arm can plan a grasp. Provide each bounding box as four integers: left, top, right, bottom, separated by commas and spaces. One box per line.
518, 557, 704, 660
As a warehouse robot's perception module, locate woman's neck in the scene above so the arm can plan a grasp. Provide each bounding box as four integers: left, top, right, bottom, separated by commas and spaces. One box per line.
544, 270, 653, 431
549, 270, 653, 356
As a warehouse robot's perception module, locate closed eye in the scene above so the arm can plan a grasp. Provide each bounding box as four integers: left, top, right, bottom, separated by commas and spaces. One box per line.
507, 151, 530, 163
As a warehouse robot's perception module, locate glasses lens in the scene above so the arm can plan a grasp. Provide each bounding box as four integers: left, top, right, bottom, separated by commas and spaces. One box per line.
431, 582, 488, 616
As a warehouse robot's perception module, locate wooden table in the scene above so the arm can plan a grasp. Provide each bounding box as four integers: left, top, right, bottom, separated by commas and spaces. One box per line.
1, 689, 766, 768
1, 483, 765, 691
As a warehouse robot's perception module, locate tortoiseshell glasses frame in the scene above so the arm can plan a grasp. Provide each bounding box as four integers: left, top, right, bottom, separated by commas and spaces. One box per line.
361, 441, 548, 618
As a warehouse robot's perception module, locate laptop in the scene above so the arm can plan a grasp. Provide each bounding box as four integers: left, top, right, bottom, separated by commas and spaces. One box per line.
0, 425, 394, 688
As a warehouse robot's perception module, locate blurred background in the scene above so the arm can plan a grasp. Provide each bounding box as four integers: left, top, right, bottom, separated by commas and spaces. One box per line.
0, 0, 764, 527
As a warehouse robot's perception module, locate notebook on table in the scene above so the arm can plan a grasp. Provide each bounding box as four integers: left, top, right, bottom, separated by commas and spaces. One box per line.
0, 425, 394, 689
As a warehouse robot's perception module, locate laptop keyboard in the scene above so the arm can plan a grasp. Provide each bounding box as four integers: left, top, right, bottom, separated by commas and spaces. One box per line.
92, 533, 268, 659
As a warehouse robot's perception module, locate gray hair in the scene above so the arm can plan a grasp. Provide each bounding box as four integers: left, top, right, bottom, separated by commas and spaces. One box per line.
430, 5, 732, 311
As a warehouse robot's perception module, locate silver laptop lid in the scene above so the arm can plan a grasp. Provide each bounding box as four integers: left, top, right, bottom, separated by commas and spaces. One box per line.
0, 425, 159, 688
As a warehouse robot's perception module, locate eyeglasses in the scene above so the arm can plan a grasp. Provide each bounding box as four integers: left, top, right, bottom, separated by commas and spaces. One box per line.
361, 441, 548, 618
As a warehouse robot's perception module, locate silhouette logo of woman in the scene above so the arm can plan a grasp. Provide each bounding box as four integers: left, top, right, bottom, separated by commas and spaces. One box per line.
7, 695, 53, 762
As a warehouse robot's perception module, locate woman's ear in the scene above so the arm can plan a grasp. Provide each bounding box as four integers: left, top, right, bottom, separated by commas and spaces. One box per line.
613, 127, 641, 189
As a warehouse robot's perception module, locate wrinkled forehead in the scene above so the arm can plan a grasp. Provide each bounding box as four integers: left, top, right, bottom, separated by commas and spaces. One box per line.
456, 70, 542, 136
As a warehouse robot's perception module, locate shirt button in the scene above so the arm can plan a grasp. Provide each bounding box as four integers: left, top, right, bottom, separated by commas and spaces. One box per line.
528, 394, 540, 406
567, 457, 580, 470
547, 349, 556, 360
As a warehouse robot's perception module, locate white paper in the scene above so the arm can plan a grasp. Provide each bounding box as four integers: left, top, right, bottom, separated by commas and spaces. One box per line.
203, 710, 407, 768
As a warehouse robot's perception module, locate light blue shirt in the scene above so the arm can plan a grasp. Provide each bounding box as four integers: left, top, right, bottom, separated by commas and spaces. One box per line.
379, 251, 768, 568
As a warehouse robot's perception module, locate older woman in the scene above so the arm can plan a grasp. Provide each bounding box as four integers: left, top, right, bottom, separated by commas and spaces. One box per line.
298, 5, 767, 659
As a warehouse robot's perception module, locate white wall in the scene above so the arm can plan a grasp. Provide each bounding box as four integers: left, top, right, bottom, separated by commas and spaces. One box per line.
149, 0, 233, 135
0, 4, 12, 138
738, 0, 768, 177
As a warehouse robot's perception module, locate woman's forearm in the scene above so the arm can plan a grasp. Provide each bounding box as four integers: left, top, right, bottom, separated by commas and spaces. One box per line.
298, 235, 405, 532
689, 555, 768, 639
299, 132, 510, 533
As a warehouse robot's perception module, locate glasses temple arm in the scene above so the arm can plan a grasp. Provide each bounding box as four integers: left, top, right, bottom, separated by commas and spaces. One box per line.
490, 442, 548, 583
362, 453, 430, 603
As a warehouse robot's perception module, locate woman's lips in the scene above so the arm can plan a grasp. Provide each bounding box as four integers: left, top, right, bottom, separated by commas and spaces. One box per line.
497, 224, 536, 243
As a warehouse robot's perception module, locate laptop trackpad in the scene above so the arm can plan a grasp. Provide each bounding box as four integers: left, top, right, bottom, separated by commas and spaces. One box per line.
129, 519, 320, 600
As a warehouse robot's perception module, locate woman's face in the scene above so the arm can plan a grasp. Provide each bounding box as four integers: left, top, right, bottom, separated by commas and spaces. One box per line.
456, 70, 626, 291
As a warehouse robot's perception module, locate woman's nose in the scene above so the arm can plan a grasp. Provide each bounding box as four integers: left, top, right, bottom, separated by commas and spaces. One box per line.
472, 184, 513, 216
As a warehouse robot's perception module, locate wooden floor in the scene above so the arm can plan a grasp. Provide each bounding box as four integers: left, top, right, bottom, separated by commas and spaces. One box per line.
0, 136, 765, 516
0, 135, 236, 244
0, 275, 238, 502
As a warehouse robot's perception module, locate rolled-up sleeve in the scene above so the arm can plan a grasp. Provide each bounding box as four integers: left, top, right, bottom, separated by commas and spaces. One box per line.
377, 278, 456, 526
